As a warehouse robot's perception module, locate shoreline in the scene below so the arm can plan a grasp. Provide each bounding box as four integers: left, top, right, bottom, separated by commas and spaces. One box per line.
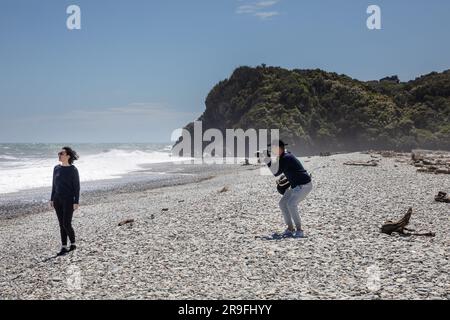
3, 148, 448, 220
0, 161, 256, 220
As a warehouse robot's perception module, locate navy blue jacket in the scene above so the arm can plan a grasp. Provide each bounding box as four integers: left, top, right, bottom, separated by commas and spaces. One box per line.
51, 165, 80, 204
267, 151, 311, 188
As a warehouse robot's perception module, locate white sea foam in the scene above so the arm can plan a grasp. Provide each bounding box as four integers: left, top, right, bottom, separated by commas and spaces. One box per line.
0, 149, 190, 194
0, 155, 18, 160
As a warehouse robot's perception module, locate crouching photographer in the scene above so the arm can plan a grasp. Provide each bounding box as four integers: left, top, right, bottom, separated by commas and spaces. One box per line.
262, 140, 313, 238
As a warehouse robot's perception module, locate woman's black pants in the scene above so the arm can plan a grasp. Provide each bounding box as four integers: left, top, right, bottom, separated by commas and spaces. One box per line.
54, 197, 76, 246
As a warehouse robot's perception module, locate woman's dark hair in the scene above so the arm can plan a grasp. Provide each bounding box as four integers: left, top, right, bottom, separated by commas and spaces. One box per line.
62, 146, 79, 165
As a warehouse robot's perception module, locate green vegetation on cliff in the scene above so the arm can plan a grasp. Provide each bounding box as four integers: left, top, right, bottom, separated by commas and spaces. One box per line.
179, 66, 450, 154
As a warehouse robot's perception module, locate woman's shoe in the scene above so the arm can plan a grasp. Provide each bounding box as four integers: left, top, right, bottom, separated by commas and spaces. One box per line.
281, 229, 294, 238
57, 247, 69, 256
69, 244, 77, 252
293, 230, 305, 238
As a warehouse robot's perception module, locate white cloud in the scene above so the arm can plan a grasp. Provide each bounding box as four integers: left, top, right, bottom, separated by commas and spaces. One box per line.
236, 0, 281, 20
21, 103, 196, 122
254, 11, 279, 19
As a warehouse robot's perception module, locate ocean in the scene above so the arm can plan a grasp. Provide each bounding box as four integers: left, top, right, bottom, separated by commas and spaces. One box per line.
0, 143, 241, 217
0, 143, 180, 195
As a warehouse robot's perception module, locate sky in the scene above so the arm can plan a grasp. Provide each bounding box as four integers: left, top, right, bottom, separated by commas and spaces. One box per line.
0, 0, 449, 143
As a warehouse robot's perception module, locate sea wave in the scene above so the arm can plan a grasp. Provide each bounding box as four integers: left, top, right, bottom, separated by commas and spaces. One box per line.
0, 148, 190, 194
0, 155, 18, 160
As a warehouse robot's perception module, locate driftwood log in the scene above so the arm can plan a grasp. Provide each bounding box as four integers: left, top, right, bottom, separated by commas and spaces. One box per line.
118, 219, 134, 226
381, 208, 435, 237
435, 192, 450, 203
344, 160, 378, 167
369, 150, 409, 158
412, 150, 450, 175
381, 208, 413, 235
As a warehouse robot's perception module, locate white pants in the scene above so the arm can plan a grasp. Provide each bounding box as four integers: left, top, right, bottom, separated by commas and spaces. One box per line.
279, 182, 313, 229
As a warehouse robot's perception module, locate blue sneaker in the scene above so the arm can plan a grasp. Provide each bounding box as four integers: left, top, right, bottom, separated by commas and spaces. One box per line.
293, 230, 305, 238
281, 229, 294, 238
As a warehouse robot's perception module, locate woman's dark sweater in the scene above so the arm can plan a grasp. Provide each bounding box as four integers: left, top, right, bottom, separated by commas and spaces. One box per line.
50, 165, 80, 204
267, 151, 311, 187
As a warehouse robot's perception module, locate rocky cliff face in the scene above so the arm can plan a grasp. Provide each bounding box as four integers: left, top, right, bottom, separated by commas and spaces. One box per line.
174, 66, 450, 156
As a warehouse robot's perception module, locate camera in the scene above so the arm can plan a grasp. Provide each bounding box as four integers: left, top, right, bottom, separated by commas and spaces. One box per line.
256, 149, 271, 158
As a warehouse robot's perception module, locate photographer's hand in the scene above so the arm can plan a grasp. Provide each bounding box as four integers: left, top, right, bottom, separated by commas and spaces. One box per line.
263, 156, 272, 165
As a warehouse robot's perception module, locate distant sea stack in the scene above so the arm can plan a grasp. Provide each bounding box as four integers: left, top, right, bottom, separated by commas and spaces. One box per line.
174, 66, 450, 156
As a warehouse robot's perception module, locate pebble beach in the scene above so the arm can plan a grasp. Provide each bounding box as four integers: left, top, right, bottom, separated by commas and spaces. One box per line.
0, 152, 448, 300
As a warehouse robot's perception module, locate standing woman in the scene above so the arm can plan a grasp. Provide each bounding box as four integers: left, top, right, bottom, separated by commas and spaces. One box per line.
50, 147, 80, 256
